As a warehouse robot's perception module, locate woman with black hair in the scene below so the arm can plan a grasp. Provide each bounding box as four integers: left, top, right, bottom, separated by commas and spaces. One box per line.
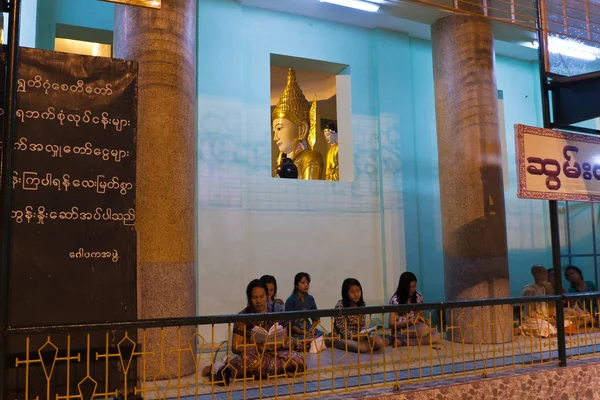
205, 279, 304, 384
388, 272, 440, 346
285, 272, 323, 338
260, 274, 285, 310
565, 266, 597, 293
565, 265, 597, 322
333, 278, 386, 353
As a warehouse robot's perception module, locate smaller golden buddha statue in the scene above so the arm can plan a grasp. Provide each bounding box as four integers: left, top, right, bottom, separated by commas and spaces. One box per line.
272, 68, 323, 180
324, 123, 339, 181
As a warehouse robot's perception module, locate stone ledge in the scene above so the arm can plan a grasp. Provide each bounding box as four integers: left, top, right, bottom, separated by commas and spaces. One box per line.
320, 358, 600, 400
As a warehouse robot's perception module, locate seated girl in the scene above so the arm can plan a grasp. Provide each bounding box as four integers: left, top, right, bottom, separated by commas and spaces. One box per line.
285, 272, 323, 339
388, 272, 441, 346
333, 278, 387, 353
566, 265, 597, 294
206, 279, 304, 384
564, 265, 597, 326
260, 274, 285, 311
520, 265, 572, 337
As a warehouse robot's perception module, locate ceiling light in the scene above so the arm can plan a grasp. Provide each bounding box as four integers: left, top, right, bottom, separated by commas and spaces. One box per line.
320, 0, 380, 13
525, 37, 600, 61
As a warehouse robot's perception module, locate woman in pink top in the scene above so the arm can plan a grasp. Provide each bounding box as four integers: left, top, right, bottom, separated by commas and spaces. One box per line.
388, 272, 441, 346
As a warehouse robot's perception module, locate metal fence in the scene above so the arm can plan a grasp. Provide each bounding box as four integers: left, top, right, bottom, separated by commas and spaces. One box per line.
5, 293, 600, 399
541, 0, 600, 47
387, 0, 538, 29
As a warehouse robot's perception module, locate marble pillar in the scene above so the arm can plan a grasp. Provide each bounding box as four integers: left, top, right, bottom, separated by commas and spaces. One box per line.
114, 0, 197, 376
431, 14, 512, 343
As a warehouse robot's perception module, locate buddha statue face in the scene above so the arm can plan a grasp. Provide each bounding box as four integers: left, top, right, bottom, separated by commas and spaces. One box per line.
272, 68, 311, 157
272, 117, 308, 155
324, 128, 338, 146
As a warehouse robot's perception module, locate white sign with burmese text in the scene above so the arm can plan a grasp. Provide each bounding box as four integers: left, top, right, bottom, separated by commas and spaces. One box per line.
516, 124, 600, 202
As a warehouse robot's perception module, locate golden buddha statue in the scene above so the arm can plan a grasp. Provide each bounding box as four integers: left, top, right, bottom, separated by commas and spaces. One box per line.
324, 123, 339, 181
272, 68, 323, 180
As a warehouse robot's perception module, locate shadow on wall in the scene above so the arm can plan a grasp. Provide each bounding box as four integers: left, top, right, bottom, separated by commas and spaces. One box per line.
508, 249, 555, 292
446, 219, 510, 300
434, 164, 552, 300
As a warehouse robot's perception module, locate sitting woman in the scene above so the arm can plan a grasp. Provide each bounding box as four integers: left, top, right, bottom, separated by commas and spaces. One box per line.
285, 272, 323, 339
333, 278, 387, 353
565, 265, 597, 326
206, 279, 304, 384
519, 265, 571, 337
566, 266, 597, 294
261, 274, 285, 310
388, 272, 441, 346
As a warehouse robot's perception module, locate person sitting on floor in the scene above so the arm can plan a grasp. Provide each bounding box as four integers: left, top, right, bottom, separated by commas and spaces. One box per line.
564, 265, 596, 326
260, 274, 285, 311
285, 272, 323, 339
333, 278, 387, 353
388, 272, 441, 346
520, 265, 572, 337
548, 267, 589, 328
203, 279, 304, 385
566, 265, 597, 294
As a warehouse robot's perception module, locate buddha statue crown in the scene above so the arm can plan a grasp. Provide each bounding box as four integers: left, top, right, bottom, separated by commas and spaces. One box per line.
272, 68, 310, 127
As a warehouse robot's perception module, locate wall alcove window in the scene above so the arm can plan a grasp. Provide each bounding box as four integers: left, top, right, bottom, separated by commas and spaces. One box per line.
54, 24, 112, 57
270, 54, 353, 182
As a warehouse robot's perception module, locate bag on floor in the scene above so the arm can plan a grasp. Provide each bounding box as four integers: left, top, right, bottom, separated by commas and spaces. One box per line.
309, 335, 326, 353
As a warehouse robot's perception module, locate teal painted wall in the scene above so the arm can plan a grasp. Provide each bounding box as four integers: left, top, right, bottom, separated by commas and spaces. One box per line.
35, 0, 114, 50
407, 38, 442, 300
36, 0, 559, 308
496, 56, 553, 297
21, 0, 38, 48
404, 39, 551, 301
196, 0, 553, 316
197, 0, 393, 319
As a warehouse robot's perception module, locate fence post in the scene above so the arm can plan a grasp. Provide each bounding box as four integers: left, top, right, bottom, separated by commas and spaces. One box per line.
0, 0, 21, 397
534, 0, 567, 368
550, 201, 567, 367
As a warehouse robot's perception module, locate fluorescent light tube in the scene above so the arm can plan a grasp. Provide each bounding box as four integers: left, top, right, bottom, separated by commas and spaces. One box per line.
526, 37, 600, 61
320, 0, 380, 12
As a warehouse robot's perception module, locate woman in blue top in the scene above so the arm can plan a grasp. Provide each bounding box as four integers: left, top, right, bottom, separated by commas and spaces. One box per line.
285, 272, 323, 339
565, 266, 597, 293
565, 265, 597, 320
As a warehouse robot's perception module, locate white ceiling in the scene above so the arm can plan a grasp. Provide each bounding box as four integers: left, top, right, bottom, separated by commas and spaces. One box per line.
238, 0, 538, 61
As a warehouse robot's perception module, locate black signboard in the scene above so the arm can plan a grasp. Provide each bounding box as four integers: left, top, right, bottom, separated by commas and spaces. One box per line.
5, 47, 138, 328
1, 47, 138, 397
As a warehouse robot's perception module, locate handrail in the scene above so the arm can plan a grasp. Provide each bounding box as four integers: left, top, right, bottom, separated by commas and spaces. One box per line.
8, 291, 600, 398
5, 294, 563, 335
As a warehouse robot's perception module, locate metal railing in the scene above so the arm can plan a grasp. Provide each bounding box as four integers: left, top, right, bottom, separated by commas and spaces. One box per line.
563, 292, 600, 360
541, 0, 600, 48
386, 0, 538, 30
5, 293, 600, 399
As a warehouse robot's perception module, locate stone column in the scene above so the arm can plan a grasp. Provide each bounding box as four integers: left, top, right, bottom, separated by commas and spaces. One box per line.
114, 0, 197, 376
431, 14, 511, 343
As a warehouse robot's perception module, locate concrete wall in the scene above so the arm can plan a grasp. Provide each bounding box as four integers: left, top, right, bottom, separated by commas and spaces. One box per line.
196, 0, 552, 326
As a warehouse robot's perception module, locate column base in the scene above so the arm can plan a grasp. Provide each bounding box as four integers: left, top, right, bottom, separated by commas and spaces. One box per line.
138, 261, 197, 377
445, 256, 512, 344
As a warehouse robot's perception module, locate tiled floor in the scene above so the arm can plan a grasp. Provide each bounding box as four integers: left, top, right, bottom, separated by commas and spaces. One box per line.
138, 331, 600, 400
